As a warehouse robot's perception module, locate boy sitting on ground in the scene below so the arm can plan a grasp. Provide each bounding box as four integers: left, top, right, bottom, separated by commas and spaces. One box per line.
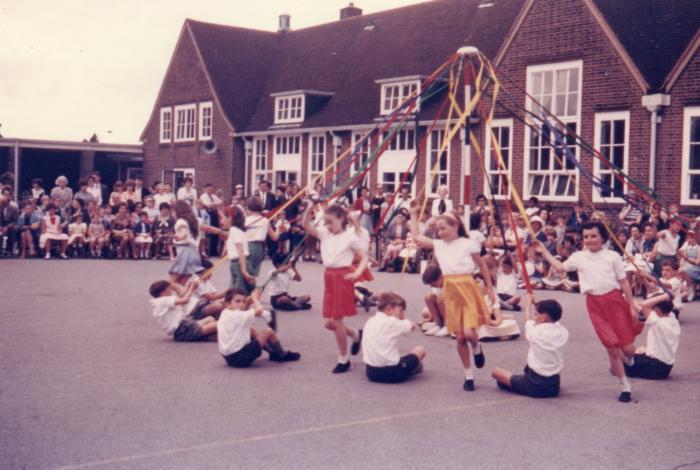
492, 294, 569, 398
218, 288, 300, 368
496, 256, 521, 311
420, 265, 448, 337
266, 253, 312, 311
186, 259, 228, 320
362, 291, 426, 384
624, 295, 680, 380
148, 278, 217, 342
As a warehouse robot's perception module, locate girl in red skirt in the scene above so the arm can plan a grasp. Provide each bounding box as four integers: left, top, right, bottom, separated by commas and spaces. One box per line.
303, 203, 368, 373
536, 221, 643, 403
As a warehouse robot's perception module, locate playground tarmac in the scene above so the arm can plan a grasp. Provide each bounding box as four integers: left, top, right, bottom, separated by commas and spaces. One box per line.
1, 259, 699, 470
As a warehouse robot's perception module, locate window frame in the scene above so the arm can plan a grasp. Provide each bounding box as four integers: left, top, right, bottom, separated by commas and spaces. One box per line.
484, 118, 513, 200
253, 137, 272, 185
593, 111, 630, 203
159, 107, 172, 143
274, 95, 305, 124
681, 106, 700, 205
198, 101, 213, 140
308, 134, 326, 187
523, 60, 582, 202
380, 80, 421, 116
174, 103, 197, 143
426, 129, 450, 197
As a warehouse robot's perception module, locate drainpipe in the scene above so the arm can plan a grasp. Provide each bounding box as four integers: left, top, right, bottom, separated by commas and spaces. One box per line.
13, 140, 20, 199
243, 137, 253, 196
641, 93, 671, 192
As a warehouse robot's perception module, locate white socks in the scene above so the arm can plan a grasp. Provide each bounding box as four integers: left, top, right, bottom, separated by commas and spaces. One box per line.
473, 343, 482, 355
622, 355, 635, 367
620, 376, 632, 393
464, 366, 474, 381
338, 355, 349, 364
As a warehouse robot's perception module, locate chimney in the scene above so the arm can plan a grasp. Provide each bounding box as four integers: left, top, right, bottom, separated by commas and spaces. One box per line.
340, 3, 363, 20
278, 13, 291, 32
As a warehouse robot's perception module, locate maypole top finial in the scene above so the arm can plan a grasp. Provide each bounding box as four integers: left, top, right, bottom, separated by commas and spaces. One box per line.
457, 46, 479, 56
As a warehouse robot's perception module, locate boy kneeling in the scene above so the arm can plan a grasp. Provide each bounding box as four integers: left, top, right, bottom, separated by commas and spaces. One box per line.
149, 279, 217, 342
218, 288, 300, 368
492, 294, 569, 398
362, 291, 426, 383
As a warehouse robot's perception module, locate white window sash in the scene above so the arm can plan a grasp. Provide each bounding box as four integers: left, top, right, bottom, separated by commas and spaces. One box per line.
198, 102, 213, 140
681, 107, 700, 205
427, 130, 450, 196
308, 134, 326, 186
274, 95, 305, 124
159, 107, 172, 143
174, 104, 197, 143
593, 111, 630, 203
380, 81, 421, 115
484, 119, 513, 199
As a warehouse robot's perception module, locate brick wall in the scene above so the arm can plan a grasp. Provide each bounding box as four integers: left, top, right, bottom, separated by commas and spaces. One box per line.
142, 26, 236, 198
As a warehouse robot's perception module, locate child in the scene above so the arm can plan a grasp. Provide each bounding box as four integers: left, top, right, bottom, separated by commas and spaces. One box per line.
625, 296, 680, 380
67, 213, 87, 255
186, 260, 228, 320
87, 211, 108, 257
170, 200, 203, 285
39, 203, 69, 259
267, 252, 312, 311
227, 205, 255, 293
303, 202, 367, 374
410, 206, 497, 392
497, 256, 521, 311
653, 217, 682, 275
492, 294, 569, 398
154, 203, 175, 260
421, 265, 448, 337
133, 211, 153, 259
218, 288, 301, 367
535, 221, 643, 403
143, 196, 159, 223
639, 260, 684, 319
362, 291, 426, 384
148, 278, 217, 342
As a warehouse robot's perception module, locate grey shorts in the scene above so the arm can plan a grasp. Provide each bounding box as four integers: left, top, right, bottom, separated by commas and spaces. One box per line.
173, 318, 207, 342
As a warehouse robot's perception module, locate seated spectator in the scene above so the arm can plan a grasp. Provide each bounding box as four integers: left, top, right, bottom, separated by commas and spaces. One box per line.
134, 211, 154, 259
50, 175, 73, 208
67, 213, 88, 256
566, 201, 588, 233
0, 189, 19, 256
381, 209, 410, 271
87, 210, 109, 258
111, 203, 135, 259
16, 201, 41, 258
74, 178, 95, 208
154, 203, 175, 260
31, 178, 46, 201
680, 230, 700, 284
39, 203, 68, 259
109, 181, 124, 213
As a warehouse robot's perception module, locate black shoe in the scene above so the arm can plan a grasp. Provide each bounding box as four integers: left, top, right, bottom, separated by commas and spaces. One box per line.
363, 295, 372, 313
332, 362, 351, 374
270, 351, 301, 362
356, 286, 372, 297
351, 329, 363, 355
463, 379, 475, 391
512, 305, 522, 311
474, 347, 485, 369
618, 391, 632, 403
268, 309, 278, 332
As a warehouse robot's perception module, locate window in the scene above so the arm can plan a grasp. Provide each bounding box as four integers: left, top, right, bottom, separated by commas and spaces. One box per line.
427, 130, 449, 196
274, 136, 301, 156
309, 135, 326, 186
174, 104, 196, 142
275, 95, 305, 124
352, 133, 371, 190
382, 129, 415, 151
199, 102, 213, 140
253, 138, 272, 184
380, 81, 420, 115
594, 112, 629, 202
485, 119, 513, 198
681, 107, 700, 204
159, 107, 172, 143
524, 61, 582, 200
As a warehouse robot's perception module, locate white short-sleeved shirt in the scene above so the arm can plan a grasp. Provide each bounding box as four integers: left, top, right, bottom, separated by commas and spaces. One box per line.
656, 230, 680, 256
468, 230, 486, 249
217, 308, 257, 356
176, 187, 198, 204
150, 295, 195, 335
645, 311, 680, 365
358, 227, 371, 252
226, 226, 249, 259
562, 249, 625, 295
174, 219, 198, 247
362, 311, 413, 367
245, 215, 270, 242
525, 320, 569, 376
317, 227, 363, 268
496, 271, 517, 296
665, 277, 683, 310
432, 237, 480, 275
194, 279, 217, 299
267, 269, 293, 296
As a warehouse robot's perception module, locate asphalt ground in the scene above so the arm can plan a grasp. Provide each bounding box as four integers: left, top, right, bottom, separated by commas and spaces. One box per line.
1, 258, 699, 470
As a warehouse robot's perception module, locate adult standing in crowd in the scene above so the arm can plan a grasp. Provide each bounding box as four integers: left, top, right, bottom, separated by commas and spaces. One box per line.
50, 176, 73, 208
31, 179, 46, 201
258, 180, 276, 215
431, 185, 453, 217
200, 183, 222, 256
89, 172, 109, 207
177, 177, 198, 206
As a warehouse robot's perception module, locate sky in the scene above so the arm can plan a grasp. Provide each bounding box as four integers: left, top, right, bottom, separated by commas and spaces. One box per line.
0, 0, 425, 144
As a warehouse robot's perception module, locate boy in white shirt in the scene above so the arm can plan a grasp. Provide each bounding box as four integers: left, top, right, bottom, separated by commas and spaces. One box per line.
267, 253, 312, 311
497, 256, 521, 311
639, 260, 684, 319
218, 288, 300, 368
492, 294, 568, 398
421, 265, 448, 337
362, 292, 426, 383
148, 279, 217, 342
625, 296, 680, 380
186, 260, 228, 321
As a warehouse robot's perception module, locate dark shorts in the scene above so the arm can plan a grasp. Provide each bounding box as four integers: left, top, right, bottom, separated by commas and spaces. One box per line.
366, 354, 421, 384
223, 340, 262, 368
271, 293, 310, 311
498, 365, 560, 398
498, 293, 514, 301
173, 317, 207, 342
624, 353, 673, 380
189, 300, 210, 320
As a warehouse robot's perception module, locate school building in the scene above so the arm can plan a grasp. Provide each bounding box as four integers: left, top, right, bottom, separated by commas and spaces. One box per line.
140, 0, 700, 210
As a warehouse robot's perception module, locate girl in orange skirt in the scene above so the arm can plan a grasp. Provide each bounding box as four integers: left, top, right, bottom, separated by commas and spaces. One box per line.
411, 205, 498, 392
303, 203, 368, 374
535, 221, 643, 403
